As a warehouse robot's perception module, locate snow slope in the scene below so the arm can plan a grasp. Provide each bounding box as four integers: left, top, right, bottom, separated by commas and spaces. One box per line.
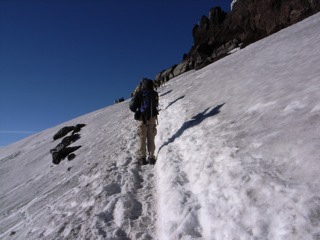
231, 0, 238, 10
1, 12, 320, 240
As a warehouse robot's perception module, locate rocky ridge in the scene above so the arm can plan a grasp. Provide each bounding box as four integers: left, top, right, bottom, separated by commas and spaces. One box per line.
155, 0, 320, 83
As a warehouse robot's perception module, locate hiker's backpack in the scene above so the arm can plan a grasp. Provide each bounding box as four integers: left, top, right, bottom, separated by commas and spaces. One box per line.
139, 88, 158, 122
129, 78, 159, 122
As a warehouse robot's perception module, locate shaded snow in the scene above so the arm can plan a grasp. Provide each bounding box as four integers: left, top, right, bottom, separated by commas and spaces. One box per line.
1, 12, 320, 240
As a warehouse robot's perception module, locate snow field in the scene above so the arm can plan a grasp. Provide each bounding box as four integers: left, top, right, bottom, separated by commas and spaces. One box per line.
1, 12, 320, 240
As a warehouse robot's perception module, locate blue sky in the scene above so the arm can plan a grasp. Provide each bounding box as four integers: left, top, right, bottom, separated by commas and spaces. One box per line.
0, 0, 232, 147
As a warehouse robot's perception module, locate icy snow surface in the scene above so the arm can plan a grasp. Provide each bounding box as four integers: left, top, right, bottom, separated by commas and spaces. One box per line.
1, 12, 320, 240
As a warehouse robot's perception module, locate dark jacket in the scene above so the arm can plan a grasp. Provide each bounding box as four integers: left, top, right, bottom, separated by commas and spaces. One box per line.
130, 89, 159, 121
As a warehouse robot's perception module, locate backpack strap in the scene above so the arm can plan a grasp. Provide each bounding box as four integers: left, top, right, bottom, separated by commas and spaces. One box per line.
140, 91, 147, 124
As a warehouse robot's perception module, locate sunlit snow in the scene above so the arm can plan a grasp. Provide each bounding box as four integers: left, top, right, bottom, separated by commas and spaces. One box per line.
1, 12, 320, 240
231, 0, 238, 10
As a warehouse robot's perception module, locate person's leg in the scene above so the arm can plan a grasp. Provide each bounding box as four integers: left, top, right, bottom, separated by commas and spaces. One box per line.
137, 121, 148, 164
147, 117, 157, 162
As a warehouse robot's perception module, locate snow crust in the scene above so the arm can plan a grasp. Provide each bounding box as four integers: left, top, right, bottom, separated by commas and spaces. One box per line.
231, 0, 238, 10
1, 12, 320, 240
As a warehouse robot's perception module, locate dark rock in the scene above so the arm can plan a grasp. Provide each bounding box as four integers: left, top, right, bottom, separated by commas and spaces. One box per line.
67, 153, 76, 161
61, 134, 80, 146
155, 0, 320, 78
192, 7, 227, 47
51, 134, 80, 154
53, 126, 74, 141
50, 134, 81, 164
114, 97, 125, 103
50, 124, 86, 165
173, 60, 191, 77
204, 0, 320, 53
155, 64, 177, 83
50, 142, 64, 154
73, 124, 86, 134
191, 43, 214, 70
53, 124, 86, 141
52, 146, 81, 165
212, 39, 240, 59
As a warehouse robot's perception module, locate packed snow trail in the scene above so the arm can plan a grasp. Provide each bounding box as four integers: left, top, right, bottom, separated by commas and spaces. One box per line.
1, 12, 320, 240
155, 13, 320, 239
68, 117, 158, 240
0, 102, 158, 239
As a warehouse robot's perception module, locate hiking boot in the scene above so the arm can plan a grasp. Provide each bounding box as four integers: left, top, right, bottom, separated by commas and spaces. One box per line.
147, 156, 156, 165
138, 157, 148, 165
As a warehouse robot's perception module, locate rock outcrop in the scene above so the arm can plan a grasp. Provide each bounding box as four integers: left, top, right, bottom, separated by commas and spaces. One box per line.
50, 124, 86, 164
155, 0, 320, 83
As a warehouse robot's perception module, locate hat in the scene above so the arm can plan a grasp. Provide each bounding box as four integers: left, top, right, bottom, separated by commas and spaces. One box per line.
141, 78, 154, 89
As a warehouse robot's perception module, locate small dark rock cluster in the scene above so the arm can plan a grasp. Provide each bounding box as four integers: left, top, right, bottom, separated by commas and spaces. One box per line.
114, 97, 125, 103
155, 0, 320, 82
50, 124, 86, 165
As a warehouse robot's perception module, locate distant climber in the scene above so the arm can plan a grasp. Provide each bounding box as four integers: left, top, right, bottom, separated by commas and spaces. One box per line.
114, 97, 125, 103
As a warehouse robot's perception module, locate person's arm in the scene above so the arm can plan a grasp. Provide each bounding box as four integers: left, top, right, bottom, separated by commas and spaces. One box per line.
129, 92, 140, 112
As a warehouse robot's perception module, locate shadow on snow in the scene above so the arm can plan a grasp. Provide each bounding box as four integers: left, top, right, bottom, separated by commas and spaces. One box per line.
158, 103, 225, 154
160, 89, 173, 97
165, 95, 185, 109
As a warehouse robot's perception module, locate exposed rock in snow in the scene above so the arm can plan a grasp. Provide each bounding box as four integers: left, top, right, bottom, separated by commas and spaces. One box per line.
1, 12, 320, 240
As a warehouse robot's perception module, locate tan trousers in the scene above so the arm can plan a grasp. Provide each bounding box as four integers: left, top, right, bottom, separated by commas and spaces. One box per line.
136, 116, 157, 159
